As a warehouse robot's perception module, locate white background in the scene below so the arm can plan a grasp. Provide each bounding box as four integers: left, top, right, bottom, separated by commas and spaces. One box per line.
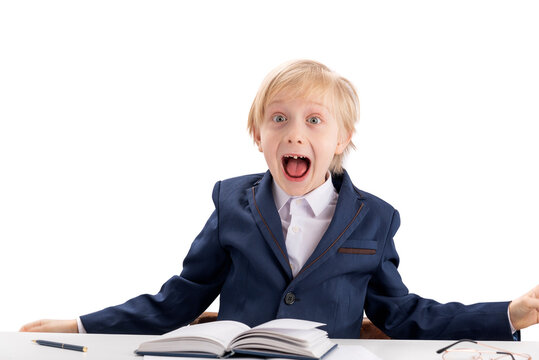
1, 1, 538, 340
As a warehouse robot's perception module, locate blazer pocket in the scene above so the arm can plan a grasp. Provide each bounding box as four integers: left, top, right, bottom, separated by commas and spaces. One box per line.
338, 240, 377, 255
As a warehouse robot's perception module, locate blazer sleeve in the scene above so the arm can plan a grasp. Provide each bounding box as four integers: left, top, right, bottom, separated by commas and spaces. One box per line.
364, 210, 515, 340
80, 181, 230, 334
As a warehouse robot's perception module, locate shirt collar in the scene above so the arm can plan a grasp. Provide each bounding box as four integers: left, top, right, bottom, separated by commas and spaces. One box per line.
272, 173, 336, 217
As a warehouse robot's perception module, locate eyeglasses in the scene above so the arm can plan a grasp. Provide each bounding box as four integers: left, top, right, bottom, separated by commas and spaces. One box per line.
436, 339, 532, 360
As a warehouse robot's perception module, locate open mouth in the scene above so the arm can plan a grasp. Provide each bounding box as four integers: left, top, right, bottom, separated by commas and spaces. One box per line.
282, 154, 311, 181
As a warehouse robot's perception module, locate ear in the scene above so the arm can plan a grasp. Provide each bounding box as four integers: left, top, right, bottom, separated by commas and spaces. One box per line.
253, 130, 263, 152
335, 131, 352, 155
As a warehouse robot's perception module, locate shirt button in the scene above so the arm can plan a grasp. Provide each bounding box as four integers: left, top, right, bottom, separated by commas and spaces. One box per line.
292, 226, 300, 233
284, 292, 296, 305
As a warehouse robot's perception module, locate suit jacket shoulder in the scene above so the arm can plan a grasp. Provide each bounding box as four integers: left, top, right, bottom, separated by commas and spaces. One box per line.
217, 173, 265, 199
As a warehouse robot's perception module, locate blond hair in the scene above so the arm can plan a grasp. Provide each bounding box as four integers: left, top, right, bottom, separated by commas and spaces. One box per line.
247, 60, 359, 174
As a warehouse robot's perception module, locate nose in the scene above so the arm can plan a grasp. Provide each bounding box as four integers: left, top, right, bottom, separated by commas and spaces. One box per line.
285, 120, 305, 145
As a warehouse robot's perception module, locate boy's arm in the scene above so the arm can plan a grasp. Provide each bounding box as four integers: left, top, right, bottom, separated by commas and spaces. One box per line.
509, 284, 539, 330
79, 181, 229, 334
22, 181, 229, 335
364, 210, 516, 341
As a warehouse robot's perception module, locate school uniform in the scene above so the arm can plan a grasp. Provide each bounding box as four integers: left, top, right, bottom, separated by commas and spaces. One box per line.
80, 170, 514, 340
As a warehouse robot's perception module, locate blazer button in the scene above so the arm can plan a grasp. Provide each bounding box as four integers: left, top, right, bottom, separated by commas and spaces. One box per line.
284, 292, 296, 305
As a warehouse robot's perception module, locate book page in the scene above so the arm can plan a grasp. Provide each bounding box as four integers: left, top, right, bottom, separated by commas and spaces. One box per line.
138, 320, 250, 355
252, 318, 325, 330
230, 319, 333, 358
232, 327, 327, 346
160, 320, 250, 345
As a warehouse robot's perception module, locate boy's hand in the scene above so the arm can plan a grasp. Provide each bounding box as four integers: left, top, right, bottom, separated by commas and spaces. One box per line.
509, 284, 539, 330
19, 319, 78, 333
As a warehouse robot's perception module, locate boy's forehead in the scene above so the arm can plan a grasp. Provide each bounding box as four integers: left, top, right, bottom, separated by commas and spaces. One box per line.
267, 90, 334, 112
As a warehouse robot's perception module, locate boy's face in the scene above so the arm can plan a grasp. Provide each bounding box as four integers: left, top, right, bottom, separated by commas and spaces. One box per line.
255, 91, 350, 196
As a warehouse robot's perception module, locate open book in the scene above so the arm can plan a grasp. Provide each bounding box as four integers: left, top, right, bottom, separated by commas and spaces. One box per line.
135, 318, 337, 359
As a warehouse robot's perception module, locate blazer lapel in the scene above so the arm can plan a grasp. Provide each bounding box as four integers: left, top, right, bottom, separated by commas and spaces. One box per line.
248, 171, 293, 280
295, 170, 369, 279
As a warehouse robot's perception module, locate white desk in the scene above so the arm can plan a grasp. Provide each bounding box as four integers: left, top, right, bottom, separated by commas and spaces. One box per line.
2, 331, 537, 360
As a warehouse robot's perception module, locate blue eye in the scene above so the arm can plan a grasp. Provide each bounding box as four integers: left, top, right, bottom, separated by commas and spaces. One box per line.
307, 116, 321, 124
272, 115, 287, 123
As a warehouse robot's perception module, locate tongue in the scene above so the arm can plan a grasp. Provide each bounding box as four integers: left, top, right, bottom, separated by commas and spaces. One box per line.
286, 158, 308, 177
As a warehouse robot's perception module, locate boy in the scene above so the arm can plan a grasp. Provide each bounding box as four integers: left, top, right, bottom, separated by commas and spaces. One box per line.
21, 60, 539, 339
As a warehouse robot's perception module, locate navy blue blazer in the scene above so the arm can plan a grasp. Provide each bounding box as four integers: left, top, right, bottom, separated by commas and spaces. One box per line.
81, 170, 514, 340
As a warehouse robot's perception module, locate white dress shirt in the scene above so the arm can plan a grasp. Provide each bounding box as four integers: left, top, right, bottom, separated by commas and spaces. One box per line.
272, 174, 338, 277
